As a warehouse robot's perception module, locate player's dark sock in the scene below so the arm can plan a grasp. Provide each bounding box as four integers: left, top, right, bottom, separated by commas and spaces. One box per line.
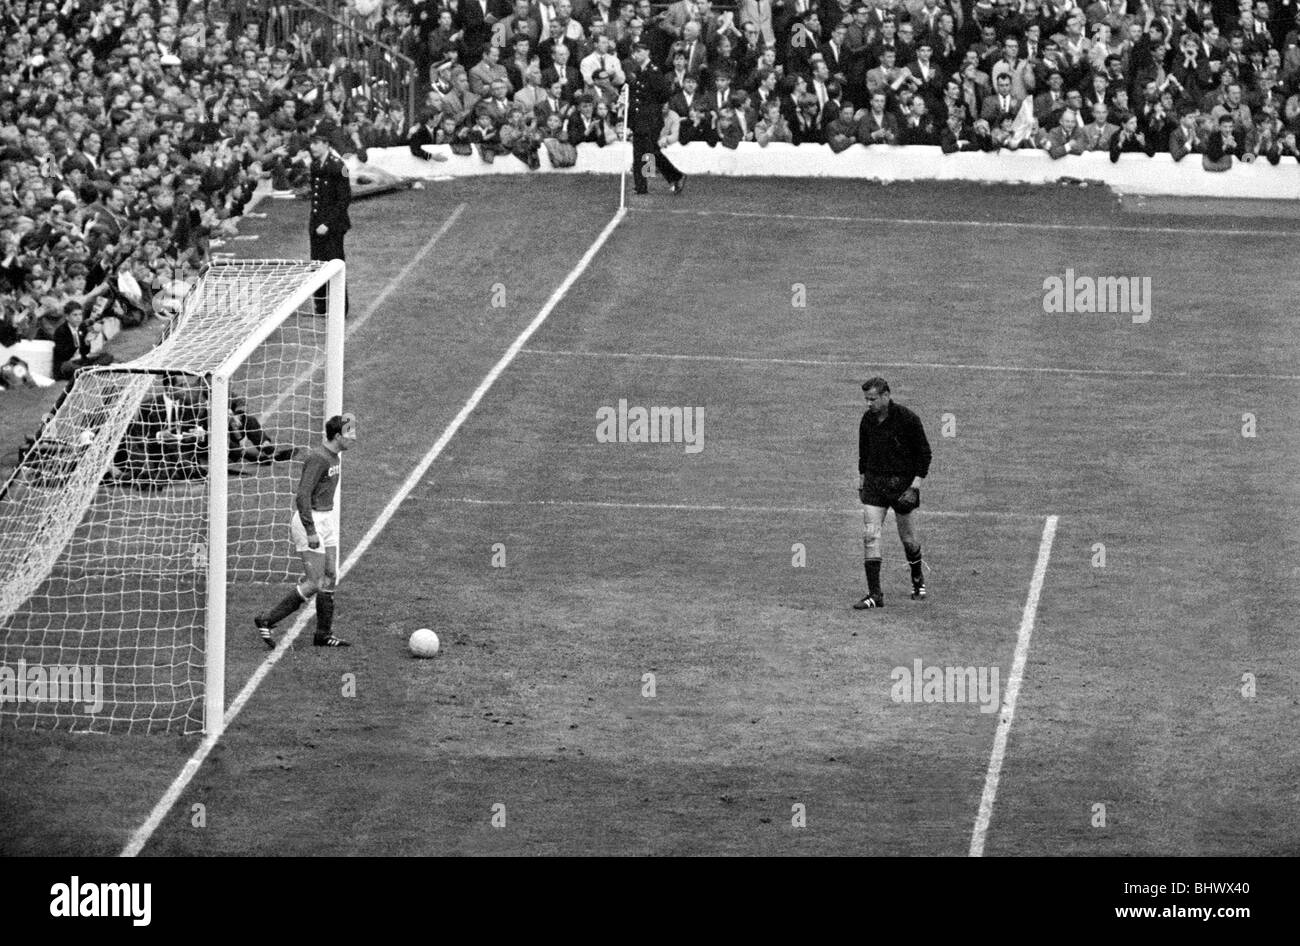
314, 590, 335, 637
864, 559, 882, 596
262, 587, 307, 627
904, 543, 924, 583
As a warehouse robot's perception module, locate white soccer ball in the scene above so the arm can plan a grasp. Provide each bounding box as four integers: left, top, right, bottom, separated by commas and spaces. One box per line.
409, 628, 440, 658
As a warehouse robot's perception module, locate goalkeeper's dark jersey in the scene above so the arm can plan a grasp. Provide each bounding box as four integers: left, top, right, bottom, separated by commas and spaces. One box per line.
296, 444, 341, 526
858, 403, 932, 478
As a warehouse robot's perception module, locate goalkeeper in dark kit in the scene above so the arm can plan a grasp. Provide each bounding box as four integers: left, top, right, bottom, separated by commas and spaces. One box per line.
854, 377, 932, 610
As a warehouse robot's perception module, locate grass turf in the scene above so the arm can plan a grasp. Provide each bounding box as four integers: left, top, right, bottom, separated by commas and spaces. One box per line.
1, 176, 1297, 855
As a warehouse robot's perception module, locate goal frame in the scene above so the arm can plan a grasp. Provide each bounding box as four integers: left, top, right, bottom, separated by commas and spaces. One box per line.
194, 258, 345, 732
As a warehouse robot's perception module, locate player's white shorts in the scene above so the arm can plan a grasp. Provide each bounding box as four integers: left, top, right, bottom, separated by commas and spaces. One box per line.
290, 509, 339, 552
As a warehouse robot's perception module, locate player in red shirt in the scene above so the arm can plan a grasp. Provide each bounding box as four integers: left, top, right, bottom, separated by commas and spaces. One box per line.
255, 413, 357, 647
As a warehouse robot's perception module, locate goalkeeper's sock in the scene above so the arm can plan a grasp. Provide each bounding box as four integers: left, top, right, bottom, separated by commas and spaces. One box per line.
864, 559, 882, 596
315, 591, 335, 637
262, 587, 308, 628
904, 543, 924, 583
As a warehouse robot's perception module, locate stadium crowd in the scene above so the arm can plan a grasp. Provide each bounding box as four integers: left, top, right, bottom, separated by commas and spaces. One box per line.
389, 0, 1300, 166
3, 0, 1300, 373
0, 0, 418, 367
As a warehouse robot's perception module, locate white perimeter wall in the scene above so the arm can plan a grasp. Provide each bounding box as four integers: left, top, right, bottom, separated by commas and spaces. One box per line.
366, 141, 1300, 199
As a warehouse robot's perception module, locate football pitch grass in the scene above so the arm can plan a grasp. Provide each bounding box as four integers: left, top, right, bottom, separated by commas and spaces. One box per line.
2, 176, 1298, 856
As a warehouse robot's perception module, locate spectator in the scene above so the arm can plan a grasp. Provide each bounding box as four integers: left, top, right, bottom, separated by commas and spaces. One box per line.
980, 72, 1023, 126
1144, 94, 1182, 152
1082, 101, 1120, 150
228, 396, 295, 464
118, 373, 208, 488
791, 93, 824, 144
1203, 112, 1246, 169
515, 67, 549, 113
856, 90, 899, 145
1211, 81, 1255, 129
900, 95, 942, 146
543, 42, 583, 100
469, 44, 509, 97
407, 110, 443, 160
1034, 71, 1070, 130
669, 73, 706, 117
1250, 98, 1300, 163
941, 108, 983, 154
52, 302, 114, 382
659, 101, 683, 146
754, 97, 792, 145
583, 34, 627, 100
1110, 112, 1157, 159
567, 95, 606, 146
1044, 108, 1089, 158
678, 102, 719, 145
825, 101, 859, 153
477, 79, 515, 126
1169, 105, 1206, 160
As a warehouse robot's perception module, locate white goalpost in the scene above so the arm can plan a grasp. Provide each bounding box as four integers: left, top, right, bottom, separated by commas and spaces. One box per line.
0, 258, 345, 734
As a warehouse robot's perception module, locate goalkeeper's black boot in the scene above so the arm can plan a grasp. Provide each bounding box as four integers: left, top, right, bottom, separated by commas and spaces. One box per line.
254, 616, 276, 649
856, 559, 884, 609
904, 543, 926, 600
313, 634, 351, 647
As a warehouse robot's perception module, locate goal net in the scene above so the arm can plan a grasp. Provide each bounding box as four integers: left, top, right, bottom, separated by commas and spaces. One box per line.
0, 258, 345, 734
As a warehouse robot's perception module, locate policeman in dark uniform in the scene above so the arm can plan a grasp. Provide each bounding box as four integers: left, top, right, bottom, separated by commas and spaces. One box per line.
307, 134, 351, 315
626, 41, 685, 196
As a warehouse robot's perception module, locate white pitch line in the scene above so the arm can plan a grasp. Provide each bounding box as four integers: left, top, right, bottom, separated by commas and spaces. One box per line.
969, 514, 1059, 858
520, 347, 1300, 384
262, 203, 466, 421
635, 206, 1300, 238
120, 206, 628, 858
432, 496, 1048, 520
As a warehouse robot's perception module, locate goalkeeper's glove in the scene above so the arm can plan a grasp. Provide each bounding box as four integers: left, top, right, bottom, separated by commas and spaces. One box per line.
894, 487, 920, 515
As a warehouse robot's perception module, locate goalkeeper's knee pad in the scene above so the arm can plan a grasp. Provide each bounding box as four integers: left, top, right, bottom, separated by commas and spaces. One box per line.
863, 531, 882, 560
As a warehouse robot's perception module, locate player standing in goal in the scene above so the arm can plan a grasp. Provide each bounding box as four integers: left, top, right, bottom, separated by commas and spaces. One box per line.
854, 378, 932, 610
255, 413, 357, 647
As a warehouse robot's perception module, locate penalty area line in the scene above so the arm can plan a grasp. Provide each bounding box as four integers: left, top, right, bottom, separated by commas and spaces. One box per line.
633, 206, 1300, 239
432, 496, 1048, 520
120, 206, 627, 857
518, 347, 1300, 384
969, 513, 1058, 857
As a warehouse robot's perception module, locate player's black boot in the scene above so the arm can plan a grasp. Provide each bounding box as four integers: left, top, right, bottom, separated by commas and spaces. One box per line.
905, 543, 926, 600
312, 591, 349, 646
855, 559, 884, 609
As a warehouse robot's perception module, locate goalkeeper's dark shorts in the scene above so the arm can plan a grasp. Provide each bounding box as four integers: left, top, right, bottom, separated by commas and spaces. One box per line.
861, 473, 913, 511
